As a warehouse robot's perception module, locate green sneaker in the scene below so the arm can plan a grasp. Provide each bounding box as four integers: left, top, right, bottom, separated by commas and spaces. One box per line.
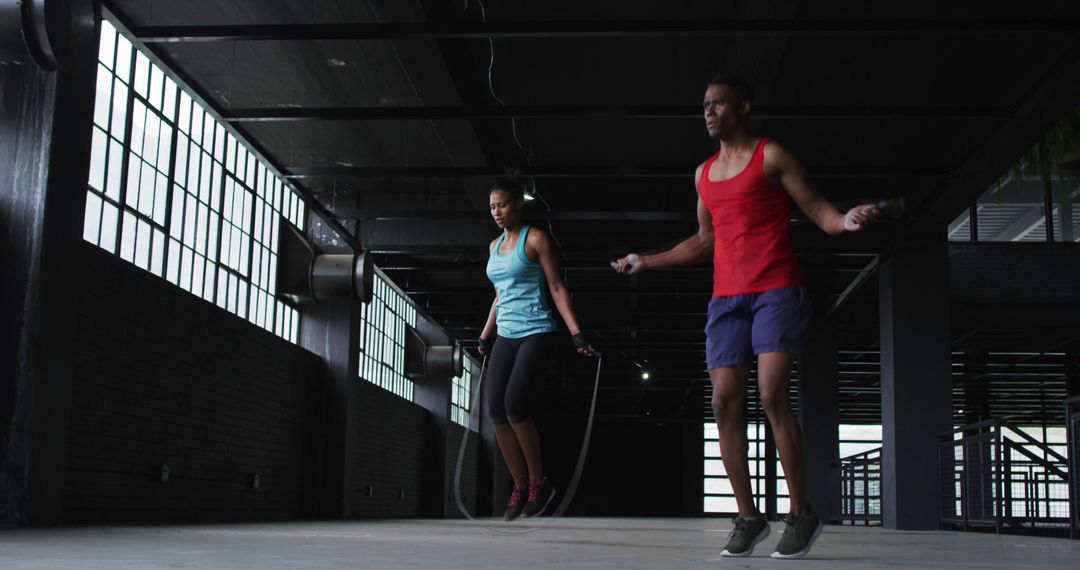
720, 515, 770, 557
771, 511, 823, 559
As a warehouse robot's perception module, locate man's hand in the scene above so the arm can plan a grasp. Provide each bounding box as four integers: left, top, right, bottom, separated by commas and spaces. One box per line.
843, 204, 881, 232
612, 253, 647, 275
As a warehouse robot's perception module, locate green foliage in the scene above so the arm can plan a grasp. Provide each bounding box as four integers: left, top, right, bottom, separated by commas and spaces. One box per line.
1007, 106, 1080, 190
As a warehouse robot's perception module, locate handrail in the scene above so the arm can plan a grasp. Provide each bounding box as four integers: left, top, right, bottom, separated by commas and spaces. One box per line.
938, 418, 1000, 438
829, 446, 882, 469
1000, 421, 1069, 465
1002, 438, 1069, 480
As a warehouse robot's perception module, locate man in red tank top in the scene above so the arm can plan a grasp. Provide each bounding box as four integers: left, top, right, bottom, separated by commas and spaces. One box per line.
614, 75, 879, 559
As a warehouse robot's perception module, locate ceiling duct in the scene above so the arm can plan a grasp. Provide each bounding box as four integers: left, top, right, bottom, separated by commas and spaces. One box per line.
275, 217, 373, 305
0, 0, 97, 72
404, 325, 464, 381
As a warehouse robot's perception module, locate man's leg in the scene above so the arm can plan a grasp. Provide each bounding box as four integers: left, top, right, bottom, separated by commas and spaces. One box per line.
749, 286, 813, 517
710, 363, 754, 517
750, 287, 822, 558
762, 351, 823, 560
713, 362, 772, 558
757, 351, 808, 516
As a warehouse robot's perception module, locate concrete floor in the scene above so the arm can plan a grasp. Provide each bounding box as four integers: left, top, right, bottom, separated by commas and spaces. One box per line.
1, 518, 1078, 569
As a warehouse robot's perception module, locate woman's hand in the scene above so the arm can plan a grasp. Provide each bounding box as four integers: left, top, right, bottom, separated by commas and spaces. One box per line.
572, 331, 596, 357
478, 336, 494, 356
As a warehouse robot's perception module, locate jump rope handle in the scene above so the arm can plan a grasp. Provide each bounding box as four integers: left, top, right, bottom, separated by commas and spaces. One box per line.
873, 196, 906, 218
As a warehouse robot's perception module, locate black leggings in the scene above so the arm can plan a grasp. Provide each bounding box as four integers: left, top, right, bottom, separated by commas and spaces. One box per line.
485, 332, 557, 425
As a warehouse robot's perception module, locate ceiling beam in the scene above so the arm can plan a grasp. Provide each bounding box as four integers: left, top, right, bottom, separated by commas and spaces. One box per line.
368, 244, 883, 257
287, 164, 950, 179
222, 105, 1012, 122
130, 20, 1080, 42
335, 209, 697, 221
409, 288, 713, 296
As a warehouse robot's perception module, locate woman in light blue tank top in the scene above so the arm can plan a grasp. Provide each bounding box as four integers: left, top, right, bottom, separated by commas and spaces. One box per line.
477, 180, 595, 521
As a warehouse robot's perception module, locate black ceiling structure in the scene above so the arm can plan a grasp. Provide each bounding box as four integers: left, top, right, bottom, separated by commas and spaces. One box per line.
100, 0, 1080, 425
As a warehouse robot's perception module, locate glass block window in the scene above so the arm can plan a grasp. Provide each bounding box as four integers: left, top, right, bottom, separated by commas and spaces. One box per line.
358, 271, 417, 400
84, 19, 304, 343
451, 361, 474, 428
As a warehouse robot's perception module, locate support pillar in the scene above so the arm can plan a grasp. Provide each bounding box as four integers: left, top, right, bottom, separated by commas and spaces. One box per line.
798, 335, 840, 522
1066, 352, 1079, 399
300, 222, 362, 518
301, 298, 360, 518
1, 16, 100, 525
412, 320, 453, 517
878, 230, 953, 530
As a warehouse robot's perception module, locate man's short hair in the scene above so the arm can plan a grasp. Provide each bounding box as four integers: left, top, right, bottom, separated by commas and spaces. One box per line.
706, 74, 754, 104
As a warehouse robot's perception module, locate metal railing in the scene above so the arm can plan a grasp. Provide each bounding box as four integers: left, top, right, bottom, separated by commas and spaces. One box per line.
938, 417, 1071, 536
1067, 396, 1080, 539
829, 447, 882, 526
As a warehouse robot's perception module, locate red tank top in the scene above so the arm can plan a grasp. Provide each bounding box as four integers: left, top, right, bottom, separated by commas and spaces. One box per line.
697, 138, 804, 297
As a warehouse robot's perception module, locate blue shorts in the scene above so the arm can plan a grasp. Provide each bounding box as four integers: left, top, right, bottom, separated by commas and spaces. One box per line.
705, 286, 812, 369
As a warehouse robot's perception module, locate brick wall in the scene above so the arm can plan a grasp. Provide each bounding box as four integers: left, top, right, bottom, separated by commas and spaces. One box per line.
62, 243, 323, 523
445, 423, 479, 518
348, 379, 428, 517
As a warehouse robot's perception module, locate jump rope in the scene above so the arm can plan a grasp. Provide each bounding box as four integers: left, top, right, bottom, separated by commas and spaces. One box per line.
452, 352, 603, 535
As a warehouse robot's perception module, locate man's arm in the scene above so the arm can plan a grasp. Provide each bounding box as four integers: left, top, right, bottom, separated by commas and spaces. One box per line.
765, 142, 877, 235
613, 164, 714, 274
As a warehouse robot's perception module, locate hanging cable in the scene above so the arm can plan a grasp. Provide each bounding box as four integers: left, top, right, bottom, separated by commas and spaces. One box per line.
463, 0, 562, 249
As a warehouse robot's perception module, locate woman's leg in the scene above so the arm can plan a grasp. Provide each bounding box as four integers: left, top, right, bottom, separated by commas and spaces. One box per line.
503, 332, 557, 486
485, 337, 528, 489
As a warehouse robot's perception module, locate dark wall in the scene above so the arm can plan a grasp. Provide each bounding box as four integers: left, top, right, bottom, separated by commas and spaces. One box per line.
542, 418, 704, 517
520, 356, 705, 518
348, 379, 428, 517
445, 423, 480, 518
62, 244, 323, 523
950, 243, 1080, 303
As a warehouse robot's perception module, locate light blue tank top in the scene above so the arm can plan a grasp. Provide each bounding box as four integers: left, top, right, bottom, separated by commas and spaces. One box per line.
486, 226, 557, 339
